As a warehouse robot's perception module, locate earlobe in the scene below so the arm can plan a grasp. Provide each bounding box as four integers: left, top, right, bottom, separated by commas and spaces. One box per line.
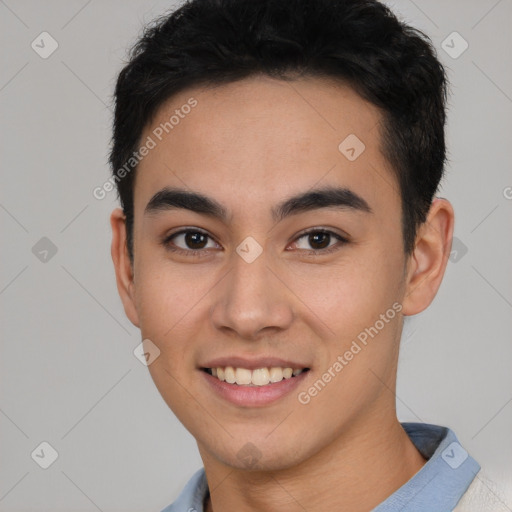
401, 198, 455, 316
110, 208, 140, 328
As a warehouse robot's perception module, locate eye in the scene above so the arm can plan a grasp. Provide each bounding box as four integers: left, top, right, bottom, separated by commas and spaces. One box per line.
162, 229, 221, 257
289, 229, 348, 255
161, 227, 348, 258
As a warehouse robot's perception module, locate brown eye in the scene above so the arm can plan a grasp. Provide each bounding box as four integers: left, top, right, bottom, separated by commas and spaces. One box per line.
183, 231, 208, 249
308, 232, 331, 250
292, 229, 347, 253
162, 229, 221, 256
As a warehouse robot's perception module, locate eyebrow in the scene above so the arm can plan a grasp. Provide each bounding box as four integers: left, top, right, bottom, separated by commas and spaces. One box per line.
144, 185, 372, 223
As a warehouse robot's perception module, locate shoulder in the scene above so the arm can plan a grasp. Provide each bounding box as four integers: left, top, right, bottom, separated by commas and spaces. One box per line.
452, 470, 511, 512
160, 468, 208, 512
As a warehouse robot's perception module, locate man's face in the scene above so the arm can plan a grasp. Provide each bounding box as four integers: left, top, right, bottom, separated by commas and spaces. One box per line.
127, 76, 410, 470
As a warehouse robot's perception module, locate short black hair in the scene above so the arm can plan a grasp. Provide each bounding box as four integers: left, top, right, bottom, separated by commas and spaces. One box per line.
109, 0, 448, 262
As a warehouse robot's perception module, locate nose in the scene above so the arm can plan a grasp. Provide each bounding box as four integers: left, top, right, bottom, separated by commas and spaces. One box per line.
209, 247, 295, 341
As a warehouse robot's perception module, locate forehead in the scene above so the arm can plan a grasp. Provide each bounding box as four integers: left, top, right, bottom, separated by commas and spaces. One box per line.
134, 75, 399, 220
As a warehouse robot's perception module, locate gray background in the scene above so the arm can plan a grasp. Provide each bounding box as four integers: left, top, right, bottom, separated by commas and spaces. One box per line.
1, 0, 511, 510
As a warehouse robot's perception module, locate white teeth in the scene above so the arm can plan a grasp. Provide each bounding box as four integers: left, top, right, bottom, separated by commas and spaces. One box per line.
208, 366, 307, 386
224, 366, 236, 384
252, 368, 270, 386
269, 367, 283, 383
235, 368, 252, 385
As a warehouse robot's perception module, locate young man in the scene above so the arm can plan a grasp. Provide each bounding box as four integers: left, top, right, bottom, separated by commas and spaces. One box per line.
109, 0, 504, 510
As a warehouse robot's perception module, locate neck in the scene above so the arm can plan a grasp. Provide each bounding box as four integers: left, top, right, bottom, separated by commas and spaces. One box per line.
201, 412, 426, 512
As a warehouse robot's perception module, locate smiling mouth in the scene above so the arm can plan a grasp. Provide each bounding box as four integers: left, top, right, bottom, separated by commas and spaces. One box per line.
202, 366, 310, 386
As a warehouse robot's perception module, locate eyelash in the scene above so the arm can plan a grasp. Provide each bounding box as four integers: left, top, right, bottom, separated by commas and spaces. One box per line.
161, 228, 349, 258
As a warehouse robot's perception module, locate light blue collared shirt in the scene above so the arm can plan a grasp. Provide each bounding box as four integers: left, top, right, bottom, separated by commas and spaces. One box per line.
161, 422, 480, 512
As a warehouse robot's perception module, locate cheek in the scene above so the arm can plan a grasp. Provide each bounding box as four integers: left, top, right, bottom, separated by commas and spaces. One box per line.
134, 253, 206, 323
285, 246, 404, 341
134, 266, 206, 416
133, 264, 200, 359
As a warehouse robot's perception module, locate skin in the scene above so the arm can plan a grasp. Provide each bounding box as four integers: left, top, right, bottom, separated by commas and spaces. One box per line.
110, 75, 455, 511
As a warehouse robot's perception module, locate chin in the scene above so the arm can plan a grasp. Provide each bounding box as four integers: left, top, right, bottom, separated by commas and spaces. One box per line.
206, 437, 310, 473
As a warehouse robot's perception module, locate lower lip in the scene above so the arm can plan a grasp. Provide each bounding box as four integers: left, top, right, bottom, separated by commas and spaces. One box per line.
201, 370, 310, 407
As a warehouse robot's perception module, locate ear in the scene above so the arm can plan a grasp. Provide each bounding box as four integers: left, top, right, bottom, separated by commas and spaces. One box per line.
110, 208, 140, 327
401, 198, 455, 316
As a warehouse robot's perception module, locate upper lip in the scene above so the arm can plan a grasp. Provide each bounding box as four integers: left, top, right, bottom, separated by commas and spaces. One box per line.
200, 356, 310, 370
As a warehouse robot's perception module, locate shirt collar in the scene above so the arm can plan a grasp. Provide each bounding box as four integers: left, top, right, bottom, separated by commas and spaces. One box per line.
373, 422, 480, 511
